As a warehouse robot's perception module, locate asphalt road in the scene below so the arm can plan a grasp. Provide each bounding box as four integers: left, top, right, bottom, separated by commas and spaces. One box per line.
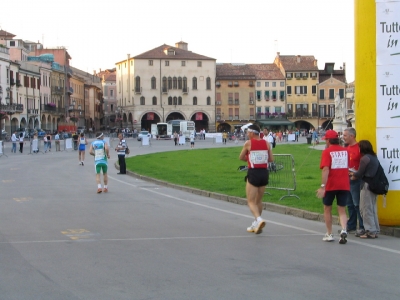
0, 137, 399, 300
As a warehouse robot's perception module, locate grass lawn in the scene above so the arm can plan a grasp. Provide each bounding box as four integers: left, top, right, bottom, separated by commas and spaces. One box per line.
126, 142, 339, 216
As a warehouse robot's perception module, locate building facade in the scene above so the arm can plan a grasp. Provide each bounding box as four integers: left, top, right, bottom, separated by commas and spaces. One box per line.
115, 42, 216, 132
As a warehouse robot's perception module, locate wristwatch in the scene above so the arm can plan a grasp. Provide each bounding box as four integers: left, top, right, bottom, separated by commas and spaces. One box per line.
320, 184, 325, 188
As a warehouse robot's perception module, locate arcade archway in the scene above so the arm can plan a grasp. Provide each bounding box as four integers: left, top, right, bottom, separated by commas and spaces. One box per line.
217, 122, 231, 132
140, 112, 162, 132
190, 112, 209, 132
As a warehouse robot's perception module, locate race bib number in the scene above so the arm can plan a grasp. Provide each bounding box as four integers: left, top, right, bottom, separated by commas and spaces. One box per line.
94, 148, 104, 161
249, 150, 269, 165
330, 151, 348, 169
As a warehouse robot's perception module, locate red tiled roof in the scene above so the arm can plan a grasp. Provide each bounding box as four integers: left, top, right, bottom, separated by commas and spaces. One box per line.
216, 63, 284, 80
0, 30, 16, 39
130, 44, 215, 61
276, 55, 319, 71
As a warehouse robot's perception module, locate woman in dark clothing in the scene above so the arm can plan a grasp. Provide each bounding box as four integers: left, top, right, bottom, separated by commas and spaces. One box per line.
350, 140, 380, 239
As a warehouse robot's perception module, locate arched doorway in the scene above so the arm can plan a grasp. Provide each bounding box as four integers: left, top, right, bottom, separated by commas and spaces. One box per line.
166, 112, 185, 121
190, 112, 209, 132
217, 122, 231, 132
321, 120, 333, 131
141, 112, 161, 132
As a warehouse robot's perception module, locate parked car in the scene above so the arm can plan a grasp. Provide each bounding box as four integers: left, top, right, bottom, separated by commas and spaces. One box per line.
137, 130, 151, 141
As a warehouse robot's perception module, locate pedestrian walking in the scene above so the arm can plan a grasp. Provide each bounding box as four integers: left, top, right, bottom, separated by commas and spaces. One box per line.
89, 132, 110, 193
239, 124, 274, 234
55, 132, 61, 151
19, 133, 24, 153
78, 132, 88, 165
11, 131, 17, 153
115, 133, 127, 174
190, 132, 195, 149
316, 130, 350, 244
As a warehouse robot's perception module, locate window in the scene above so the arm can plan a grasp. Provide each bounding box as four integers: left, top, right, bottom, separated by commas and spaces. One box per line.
10, 41, 15, 47
228, 81, 232, 87
272, 82, 276, 87
280, 91, 285, 101
287, 104, 293, 116
148, 60, 153, 66
140, 96, 145, 105
329, 89, 335, 99
249, 92, 254, 101
206, 77, 211, 90
256, 91, 261, 101
339, 88, 344, 99
135, 76, 141, 93
162, 76, 167, 92
295, 86, 307, 94
178, 96, 182, 105
197, 61, 202, 67
183, 77, 187, 91
168, 96, 172, 105
192, 77, 197, 90
320, 89, 325, 100
280, 81, 284, 87
265, 106, 270, 114
207, 96, 211, 105
265, 91, 270, 100
272, 91, 277, 100
168, 77, 172, 90
181, 61, 186, 66
286, 73, 293, 78
257, 82, 261, 87
287, 86, 292, 95
312, 85, 317, 94
234, 81, 239, 87
173, 77, 177, 89
265, 82, 269, 87
151, 76, 156, 89
165, 61, 169, 66
275, 106, 282, 114
234, 93, 239, 104
173, 97, 177, 105
152, 96, 157, 105
249, 81, 254, 86
193, 97, 197, 105
178, 77, 182, 89
228, 93, 233, 104
110, 90, 114, 97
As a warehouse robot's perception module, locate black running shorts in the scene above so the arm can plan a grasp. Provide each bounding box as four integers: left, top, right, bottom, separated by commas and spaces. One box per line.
246, 168, 269, 187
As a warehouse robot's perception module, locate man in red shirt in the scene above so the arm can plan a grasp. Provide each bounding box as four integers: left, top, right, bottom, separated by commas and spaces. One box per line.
239, 124, 274, 234
317, 130, 350, 244
342, 127, 364, 235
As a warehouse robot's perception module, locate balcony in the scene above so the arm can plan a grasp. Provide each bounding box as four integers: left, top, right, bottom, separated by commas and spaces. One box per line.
10, 78, 16, 86
162, 87, 168, 94
0, 103, 24, 113
249, 100, 254, 104
52, 86, 63, 94
41, 104, 57, 112
28, 108, 39, 116
228, 100, 233, 105
182, 87, 189, 94
135, 87, 142, 94
234, 100, 239, 105
67, 87, 73, 95
16, 79, 22, 87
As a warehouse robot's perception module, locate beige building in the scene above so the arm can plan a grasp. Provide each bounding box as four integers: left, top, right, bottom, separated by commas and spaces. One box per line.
215, 63, 256, 132
274, 53, 320, 130
115, 42, 216, 132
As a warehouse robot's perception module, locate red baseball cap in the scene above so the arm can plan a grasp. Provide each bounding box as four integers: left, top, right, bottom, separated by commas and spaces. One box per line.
322, 129, 338, 140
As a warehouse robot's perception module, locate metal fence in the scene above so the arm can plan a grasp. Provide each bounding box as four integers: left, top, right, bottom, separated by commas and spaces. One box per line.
239, 154, 299, 201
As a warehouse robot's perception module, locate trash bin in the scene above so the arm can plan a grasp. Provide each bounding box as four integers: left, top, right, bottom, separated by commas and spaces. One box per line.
306, 134, 312, 144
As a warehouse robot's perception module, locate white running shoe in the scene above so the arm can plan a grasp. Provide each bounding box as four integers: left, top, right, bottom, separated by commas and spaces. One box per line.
247, 221, 257, 232
254, 219, 266, 234
322, 233, 334, 242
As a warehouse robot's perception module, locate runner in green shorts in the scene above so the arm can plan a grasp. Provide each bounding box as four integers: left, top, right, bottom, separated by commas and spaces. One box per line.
89, 132, 111, 193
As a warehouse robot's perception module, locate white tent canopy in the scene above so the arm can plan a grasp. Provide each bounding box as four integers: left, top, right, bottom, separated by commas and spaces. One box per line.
241, 123, 253, 131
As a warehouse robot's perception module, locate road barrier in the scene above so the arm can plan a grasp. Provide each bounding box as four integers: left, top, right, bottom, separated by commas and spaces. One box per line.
239, 154, 300, 201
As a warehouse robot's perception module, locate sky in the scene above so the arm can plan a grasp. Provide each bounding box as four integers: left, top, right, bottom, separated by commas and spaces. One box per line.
1, 0, 355, 81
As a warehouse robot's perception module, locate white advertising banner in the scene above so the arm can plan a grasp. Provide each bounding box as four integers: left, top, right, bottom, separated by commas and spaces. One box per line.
65, 138, 73, 149
377, 0, 400, 191
142, 135, 150, 146
179, 136, 185, 145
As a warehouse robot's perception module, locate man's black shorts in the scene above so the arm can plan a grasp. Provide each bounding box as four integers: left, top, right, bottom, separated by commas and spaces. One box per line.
323, 190, 349, 207
246, 168, 269, 187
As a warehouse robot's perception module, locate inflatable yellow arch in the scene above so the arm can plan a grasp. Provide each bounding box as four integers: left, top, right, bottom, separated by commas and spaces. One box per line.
355, 0, 400, 225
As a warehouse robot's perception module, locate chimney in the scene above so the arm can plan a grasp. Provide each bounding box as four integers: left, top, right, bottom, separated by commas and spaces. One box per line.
314, 59, 318, 67
297, 55, 301, 63
343, 62, 346, 70
175, 41, 188, 51
277, 52, 280, 57
93, 70, 96, 75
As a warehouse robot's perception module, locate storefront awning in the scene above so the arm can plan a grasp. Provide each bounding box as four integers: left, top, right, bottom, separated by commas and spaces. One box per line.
257, 119, 295, 126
